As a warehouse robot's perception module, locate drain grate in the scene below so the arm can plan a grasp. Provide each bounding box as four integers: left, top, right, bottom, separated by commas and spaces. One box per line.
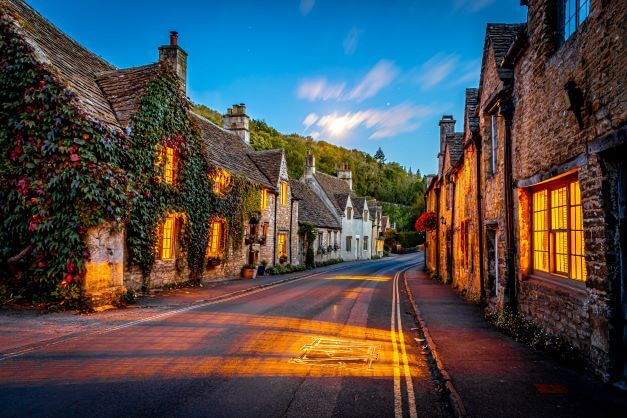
290, 338, 379, 369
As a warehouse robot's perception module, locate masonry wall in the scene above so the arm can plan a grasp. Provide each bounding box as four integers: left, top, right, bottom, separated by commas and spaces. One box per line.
511, 0, 626, 379
451, 144, 482, 301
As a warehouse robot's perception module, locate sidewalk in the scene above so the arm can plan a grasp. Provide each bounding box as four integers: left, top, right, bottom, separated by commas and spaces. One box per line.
0, 260, 364, 356
403, 267, 627, 418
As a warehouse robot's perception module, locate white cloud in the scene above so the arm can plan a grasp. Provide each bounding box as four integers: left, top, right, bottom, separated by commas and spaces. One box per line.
411, 53, 459, 90
311, 102, 433, 141
346, 60, 399, 101
453, 0, 495, 12
299, 0, 315, 15
297, 78, 345, 101
343, 27, 363, 55
303, 112, 319, 128
309, 131, 321, 140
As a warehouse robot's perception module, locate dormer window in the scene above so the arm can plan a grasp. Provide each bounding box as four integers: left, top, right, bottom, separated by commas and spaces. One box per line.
364, 211, 368, 222
163, 146, 177, 184
560, 0, 589, 42
347, 207, 352, 220
212, 170, 231, 195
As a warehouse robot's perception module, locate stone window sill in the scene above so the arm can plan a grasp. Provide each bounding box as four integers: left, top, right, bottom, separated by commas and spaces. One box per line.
524, 272, 587, 299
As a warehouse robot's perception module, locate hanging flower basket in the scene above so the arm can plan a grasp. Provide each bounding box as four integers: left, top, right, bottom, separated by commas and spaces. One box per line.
415, 211, 437, 231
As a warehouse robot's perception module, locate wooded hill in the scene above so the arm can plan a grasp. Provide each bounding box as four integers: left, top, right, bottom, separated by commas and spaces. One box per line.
193, 104, 426, 230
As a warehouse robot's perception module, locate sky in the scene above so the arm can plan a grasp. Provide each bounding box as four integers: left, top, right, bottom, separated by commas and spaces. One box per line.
28, 0, 527, 175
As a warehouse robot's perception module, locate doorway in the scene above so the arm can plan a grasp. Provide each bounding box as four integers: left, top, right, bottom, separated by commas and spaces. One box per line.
486, 228, 498, 299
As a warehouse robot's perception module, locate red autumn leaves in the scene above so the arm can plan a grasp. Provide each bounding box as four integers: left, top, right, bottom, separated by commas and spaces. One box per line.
415, 211, 437, 231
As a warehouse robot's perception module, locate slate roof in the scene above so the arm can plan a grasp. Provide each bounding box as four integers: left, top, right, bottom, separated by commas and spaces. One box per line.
290, 181, 340, 229
368, 200, 378, 219
4, 0, 122, 130
96, 64, 161, 129
446, 133, 464, 167
193, 114, 273, 188
465, 88, 479, 134
249, 149, 284, 187
313, 172, 352, 214
486, 23, 526, 64
351, 196, 366, 219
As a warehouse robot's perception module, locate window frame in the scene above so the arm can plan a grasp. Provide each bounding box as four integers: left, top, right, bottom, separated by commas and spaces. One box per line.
346, 235, 352, 252
558, 0, 590, 43
207, 219, 226, 257
490, 113, 499, 175
159, 214, 177, 260
277, 232, 288, 257
346, 207, 352, 220
163, 146, 178, 185
531, 174, 586, 282
212, 170, 231, 195
260, 188, 268, 210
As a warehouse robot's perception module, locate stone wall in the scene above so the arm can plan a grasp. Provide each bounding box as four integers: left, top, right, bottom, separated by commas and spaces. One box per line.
511, 0, 626, 379
83, 223, 126, 306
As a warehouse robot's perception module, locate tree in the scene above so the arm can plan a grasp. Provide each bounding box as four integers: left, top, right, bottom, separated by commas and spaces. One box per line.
374, 147, 386, 164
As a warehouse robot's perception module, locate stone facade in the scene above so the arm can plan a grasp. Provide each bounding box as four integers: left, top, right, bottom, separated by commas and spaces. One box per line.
425, 0, 626, 381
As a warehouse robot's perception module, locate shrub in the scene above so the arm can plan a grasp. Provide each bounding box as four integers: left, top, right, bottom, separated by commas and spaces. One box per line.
415, 211, 437, 231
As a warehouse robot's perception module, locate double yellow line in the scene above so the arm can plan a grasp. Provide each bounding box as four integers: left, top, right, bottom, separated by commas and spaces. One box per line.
390, 270, 418, 418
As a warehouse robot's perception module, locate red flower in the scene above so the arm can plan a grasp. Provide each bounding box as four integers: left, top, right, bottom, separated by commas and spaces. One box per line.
28, 215, 40, 232
16, 178, 30, 195
38, 261, 46, 268
70, 153, 80, 162
9, 146, 22, 161
415, 211, 437, 232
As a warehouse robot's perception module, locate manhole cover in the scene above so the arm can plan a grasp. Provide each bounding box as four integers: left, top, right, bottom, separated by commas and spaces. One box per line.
290, 338, 379, 369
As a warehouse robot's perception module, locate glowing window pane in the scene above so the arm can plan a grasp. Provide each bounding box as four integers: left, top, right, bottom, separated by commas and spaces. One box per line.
532, 189, 549, 272
164, 147, 176, 184
278, 232, 287, 257
207, 221, 224, 257
260, 189, 268, 210
161, 215, 175, 260
279, 182, 288, 206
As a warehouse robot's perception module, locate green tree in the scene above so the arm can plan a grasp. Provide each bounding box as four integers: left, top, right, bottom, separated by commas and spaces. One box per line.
374, 147, 385, 164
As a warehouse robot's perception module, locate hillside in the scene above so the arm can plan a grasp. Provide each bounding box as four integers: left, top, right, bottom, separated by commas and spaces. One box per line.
193, 104, 425, 230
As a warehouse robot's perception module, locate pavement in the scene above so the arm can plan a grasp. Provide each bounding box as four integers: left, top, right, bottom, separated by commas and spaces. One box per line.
403, 260, 627, 418
0, 254, 449, 418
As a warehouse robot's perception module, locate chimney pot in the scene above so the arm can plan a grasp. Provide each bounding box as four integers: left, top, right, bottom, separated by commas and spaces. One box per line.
169, 31, 178, 46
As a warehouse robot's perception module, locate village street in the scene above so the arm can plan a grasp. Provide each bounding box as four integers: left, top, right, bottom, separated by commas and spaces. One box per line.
1, 254, 625, 418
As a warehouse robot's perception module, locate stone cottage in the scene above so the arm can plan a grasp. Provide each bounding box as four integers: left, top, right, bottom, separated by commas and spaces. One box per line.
425, 0, 626, 381
0, 0, 299, 304
299, 152, 374, 260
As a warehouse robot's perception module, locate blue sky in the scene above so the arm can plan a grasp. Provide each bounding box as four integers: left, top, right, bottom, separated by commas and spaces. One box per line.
29, 0, 527, 175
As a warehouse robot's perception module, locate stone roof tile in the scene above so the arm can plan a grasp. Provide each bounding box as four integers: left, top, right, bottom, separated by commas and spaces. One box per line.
249, 149, 284, 187
465, 88, 479, 133
486, 23, 526, 64
290, 181, 340, 229
446, 133, 464, 167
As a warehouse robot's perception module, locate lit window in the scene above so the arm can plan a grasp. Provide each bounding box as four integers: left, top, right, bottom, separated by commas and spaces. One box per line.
561, 0, 589, 41
277, 232, 287, 257
531, 177, 586, 281
207, 220, 225, 257
213, 170, 231, 195
260, 188, 268, 210
279, 181, 288, 206
163, 146, 177, 184
160, 214, 176, 260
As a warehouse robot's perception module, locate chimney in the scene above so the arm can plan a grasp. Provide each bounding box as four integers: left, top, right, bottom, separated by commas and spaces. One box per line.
337, 161, 353, 190
223, 104, 250, 144
304, 150, 316, 177
438, 115, 455, 174
159, 31, 188, 93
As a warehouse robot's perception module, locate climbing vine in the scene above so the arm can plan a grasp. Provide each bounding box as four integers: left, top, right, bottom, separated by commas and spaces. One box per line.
298, 223, 318, 267
0, 11, 132, 304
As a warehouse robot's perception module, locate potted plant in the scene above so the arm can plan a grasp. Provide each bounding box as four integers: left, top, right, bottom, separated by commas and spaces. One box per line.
258, 260, 268, 276
279, 255, 288, 264
241, 263, 257, 279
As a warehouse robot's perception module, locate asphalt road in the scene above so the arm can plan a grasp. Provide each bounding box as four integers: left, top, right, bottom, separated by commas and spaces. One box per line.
0, 254, 450, 417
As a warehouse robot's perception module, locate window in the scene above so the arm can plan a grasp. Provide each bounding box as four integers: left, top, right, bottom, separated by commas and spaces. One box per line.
363, 236, 368, 251
346, 236, 352, 252
261, 222, 269, 243
364, 211, 368, 222
163, 146, 177, 184
334, 231, 338, 246
347, 207, 352, 220
277, 232, 287, 257
160, 214, 176, 260
490, 114, 498, 174
213, 170, 230, 195
279, 181, 288, 206
260, 188, 268, 210
560, 0, 590, 41
207, 220, 225, 257
532, 177, 586, 281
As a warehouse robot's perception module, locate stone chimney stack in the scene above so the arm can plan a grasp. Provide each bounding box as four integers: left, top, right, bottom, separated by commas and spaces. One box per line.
438, 115, 455, 175
337, 162, 353, 190
223, 104, 250, 144
304, 150, 316, 177
158, 31, 188, 93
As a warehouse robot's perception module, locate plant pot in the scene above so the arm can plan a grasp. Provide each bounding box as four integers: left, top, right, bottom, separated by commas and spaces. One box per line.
241, 268, 257, 279
257, 265, 266, 276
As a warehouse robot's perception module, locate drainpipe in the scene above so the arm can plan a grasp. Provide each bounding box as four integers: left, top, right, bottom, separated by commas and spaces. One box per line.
450, 177, 456, 284
289, 200, 294, 265
474, 134, 486, 300
273, 189, 278, 266
501, 96, 517, 310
